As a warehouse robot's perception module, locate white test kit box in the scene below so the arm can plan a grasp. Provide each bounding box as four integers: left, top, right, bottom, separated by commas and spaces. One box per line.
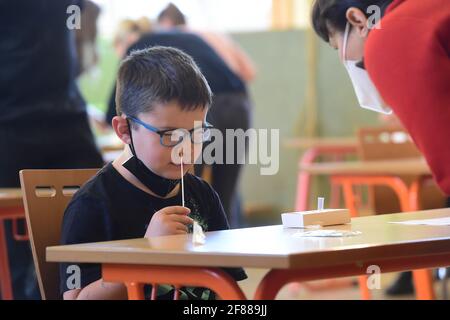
281, 209, 351, 228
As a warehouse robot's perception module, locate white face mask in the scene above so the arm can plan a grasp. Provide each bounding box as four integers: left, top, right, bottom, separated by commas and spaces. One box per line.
342, 23, 392, 114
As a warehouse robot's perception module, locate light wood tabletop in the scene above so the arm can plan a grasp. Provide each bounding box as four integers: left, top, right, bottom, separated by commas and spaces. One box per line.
0, 188, 23, 208
300, 157, 431, 176
47, 208, 450, 270
96, 133, 124, 152
284, 137, 358, 149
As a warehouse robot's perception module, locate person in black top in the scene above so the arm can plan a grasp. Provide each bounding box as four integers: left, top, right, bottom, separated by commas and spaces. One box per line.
107, 29, 252, 228
0, 0, 103, 300
60, 47, 247, 300
106, 31, 247, 122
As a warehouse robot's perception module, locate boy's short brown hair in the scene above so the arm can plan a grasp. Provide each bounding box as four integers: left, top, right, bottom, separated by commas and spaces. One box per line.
115, 46, 212, 121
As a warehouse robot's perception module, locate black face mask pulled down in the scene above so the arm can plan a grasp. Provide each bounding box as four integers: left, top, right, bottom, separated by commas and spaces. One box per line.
122, 121, 180, 197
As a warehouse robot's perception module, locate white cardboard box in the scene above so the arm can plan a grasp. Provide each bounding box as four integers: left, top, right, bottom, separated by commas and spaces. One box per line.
281, 209, 350, 228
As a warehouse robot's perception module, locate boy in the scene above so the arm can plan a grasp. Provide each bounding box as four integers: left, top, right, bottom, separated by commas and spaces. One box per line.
60, 46, 247, 300
107, 28, 252, 228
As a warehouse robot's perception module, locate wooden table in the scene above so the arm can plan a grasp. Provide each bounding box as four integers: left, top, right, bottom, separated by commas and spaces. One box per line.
0, 188, 25, 300
300, 158, 432, 213
96, 133, 124, 153
284, 137, 358, 211
96, 133, 125, 163
301, 157, 439, 299
284, 137, 358, 150
0, 189, 23, 209
47, 208, 450, 300
301, 158, 431, 176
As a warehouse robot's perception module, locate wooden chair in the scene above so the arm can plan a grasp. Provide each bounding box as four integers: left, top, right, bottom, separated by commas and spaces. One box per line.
19, 169, 98, 300
357, 126, 446, 214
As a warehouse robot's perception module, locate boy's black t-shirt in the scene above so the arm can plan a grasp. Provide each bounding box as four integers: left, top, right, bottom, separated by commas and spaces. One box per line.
59, 162, 247, 298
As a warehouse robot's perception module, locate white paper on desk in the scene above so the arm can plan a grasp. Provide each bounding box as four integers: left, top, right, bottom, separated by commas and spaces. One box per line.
389, 217, 450, 226
294, 230, 362, 238
192, 221, 206, 245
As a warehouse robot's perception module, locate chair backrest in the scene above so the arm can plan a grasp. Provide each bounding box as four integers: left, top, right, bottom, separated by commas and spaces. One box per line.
357, 126, 444, 213
357, 126, 422, 160
19, 169, 98, 300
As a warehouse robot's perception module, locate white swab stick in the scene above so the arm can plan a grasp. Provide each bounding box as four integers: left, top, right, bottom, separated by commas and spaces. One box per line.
317, 197, 324, 211
180, 153, 185, 207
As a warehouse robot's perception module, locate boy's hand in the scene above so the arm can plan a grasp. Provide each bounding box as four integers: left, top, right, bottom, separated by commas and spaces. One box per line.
145, 206, 193, 238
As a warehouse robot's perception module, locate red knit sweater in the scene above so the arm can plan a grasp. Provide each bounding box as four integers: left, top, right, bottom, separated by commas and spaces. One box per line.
365, 0, 450, 195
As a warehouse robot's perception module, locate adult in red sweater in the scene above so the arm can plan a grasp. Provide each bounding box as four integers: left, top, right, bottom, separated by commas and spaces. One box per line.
311, 0, 450, 295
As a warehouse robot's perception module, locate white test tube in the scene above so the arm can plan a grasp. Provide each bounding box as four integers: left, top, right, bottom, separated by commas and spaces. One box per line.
317, 197, 325, 211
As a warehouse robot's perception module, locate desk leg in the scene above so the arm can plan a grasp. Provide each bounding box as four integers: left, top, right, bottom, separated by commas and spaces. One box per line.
408, 177, 435, 300
125, 282, 145, 300
0, 219, 13, 300
102, 264, 246, 300
335, 176, 411, 215
333, 175, 436, 300
255, 254, 450, 300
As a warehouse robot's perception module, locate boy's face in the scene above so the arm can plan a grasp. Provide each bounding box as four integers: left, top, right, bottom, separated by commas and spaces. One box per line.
128, 101, 207, 180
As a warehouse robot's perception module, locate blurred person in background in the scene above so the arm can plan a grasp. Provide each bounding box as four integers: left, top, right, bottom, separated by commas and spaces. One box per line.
157, 3, 257, 83
0, 0, 103, 299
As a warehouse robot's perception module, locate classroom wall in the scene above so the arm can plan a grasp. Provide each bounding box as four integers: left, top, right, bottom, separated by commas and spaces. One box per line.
79, 30, 379, 224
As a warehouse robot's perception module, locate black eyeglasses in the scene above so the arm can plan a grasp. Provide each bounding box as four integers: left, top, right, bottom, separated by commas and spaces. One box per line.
127, 116, 214, 147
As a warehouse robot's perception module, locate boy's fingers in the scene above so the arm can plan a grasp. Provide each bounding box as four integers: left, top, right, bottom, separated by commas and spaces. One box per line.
172, 222, 188, 233
160, 206, 191, 215
169, 214, 194, 225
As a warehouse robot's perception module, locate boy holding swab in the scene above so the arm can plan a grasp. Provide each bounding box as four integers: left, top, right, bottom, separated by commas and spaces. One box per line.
59, 46, 247, 300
